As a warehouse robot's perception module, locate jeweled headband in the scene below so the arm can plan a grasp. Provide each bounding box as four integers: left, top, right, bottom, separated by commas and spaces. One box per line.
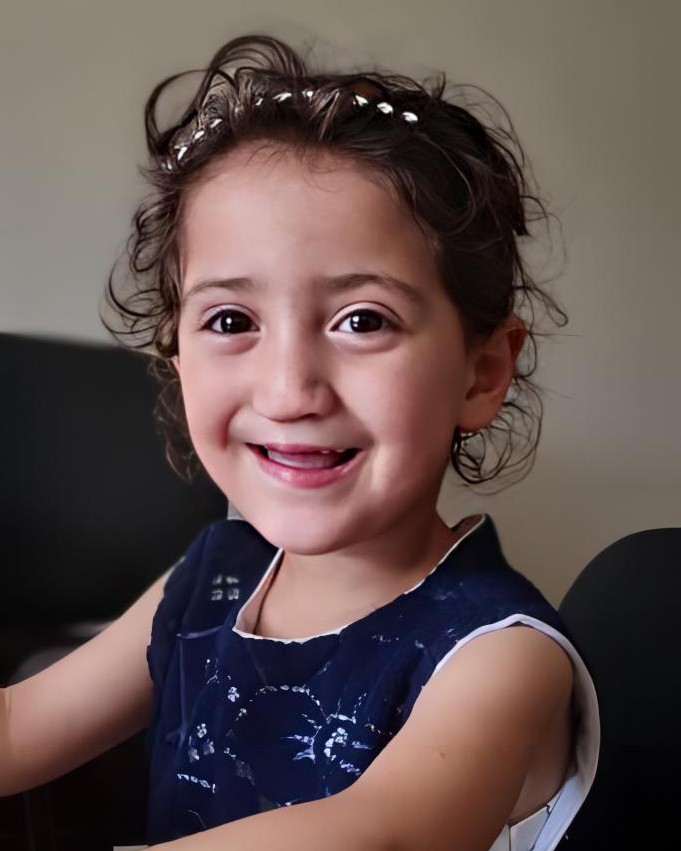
163, 78, 420, 172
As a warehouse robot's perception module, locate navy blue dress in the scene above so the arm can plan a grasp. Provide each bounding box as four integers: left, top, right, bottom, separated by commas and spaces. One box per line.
145, 514, 599, 848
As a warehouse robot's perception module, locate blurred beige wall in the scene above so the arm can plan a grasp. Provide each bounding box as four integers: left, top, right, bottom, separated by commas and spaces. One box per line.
2, 0, 679, 603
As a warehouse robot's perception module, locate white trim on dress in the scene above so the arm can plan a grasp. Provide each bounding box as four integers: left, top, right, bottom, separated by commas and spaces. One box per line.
430, 615, 600, 851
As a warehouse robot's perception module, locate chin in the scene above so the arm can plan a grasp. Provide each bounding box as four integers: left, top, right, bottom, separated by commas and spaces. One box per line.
236, 502, 365, 555
261, 522, 350, 556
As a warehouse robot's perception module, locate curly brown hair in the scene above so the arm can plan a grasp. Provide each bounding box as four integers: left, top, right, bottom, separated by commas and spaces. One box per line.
103, 34, 567, 490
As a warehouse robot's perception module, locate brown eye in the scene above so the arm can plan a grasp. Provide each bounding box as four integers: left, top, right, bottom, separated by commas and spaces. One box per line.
337, 310, 390, 334
205, 309, 255, 334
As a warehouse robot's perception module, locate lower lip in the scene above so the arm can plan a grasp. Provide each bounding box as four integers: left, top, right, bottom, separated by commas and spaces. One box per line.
247, 445, 365, 489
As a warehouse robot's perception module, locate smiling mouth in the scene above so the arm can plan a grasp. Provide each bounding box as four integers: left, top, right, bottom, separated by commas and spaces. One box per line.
250, 445, 359, 469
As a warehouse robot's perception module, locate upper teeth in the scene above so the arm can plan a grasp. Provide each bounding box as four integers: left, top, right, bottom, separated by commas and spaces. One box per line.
265, 448, 343, 454
265, 447, 349, 470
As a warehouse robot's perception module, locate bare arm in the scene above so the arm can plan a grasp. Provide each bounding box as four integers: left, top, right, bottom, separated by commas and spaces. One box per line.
152, 626, 573, 851
0, 571, 167, 797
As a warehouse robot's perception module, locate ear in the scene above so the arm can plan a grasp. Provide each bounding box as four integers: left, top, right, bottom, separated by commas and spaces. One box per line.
171, 354, 180, 373
458, 316, 526, 432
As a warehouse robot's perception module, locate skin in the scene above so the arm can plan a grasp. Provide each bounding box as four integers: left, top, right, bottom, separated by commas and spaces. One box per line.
0, 143, 573, 851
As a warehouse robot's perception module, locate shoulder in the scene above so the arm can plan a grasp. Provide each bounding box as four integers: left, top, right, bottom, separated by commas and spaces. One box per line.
447, 516, 563, 617
158, 517, 277, 623
423, 625, 574, 728
147, 516, 278, 678
405, 515, 566, 673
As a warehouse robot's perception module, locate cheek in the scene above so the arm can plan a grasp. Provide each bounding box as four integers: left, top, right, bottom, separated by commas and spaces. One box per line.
398, 381, 461, 451
176, 353, 235, 446
353, 343, 467, 451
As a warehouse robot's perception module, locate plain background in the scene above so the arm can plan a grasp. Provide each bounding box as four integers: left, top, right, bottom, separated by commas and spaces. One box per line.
1, 0, 678, 604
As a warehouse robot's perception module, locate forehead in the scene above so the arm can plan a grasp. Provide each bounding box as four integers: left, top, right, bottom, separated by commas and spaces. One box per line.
186, 142, 398, 213
180, 144, 441, 294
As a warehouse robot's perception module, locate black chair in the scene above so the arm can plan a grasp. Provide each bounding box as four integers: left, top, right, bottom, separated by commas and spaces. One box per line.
0, 332, 226, 851
558, 527, 681, 849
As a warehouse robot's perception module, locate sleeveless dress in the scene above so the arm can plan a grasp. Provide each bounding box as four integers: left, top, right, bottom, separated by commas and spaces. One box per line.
145, 513, 599, 850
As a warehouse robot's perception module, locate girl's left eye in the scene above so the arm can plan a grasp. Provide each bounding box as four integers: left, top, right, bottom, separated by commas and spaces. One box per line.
334, 309, 392, 334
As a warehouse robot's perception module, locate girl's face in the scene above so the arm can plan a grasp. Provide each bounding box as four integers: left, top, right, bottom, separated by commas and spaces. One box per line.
175, 146, 506, 554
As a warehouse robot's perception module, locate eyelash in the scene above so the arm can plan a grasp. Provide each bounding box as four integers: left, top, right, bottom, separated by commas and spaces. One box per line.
201, 307, 395, 336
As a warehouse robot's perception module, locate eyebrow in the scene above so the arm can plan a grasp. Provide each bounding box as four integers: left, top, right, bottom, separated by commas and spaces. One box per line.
181, 273, 426, 308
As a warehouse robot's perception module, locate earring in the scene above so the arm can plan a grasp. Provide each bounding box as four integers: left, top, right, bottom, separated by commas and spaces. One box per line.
451, 426, 476, 456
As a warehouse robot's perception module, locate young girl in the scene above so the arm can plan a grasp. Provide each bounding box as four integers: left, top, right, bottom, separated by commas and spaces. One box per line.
2, 35, 598, 851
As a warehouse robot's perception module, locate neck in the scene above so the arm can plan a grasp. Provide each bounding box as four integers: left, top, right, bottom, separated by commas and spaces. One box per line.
277, 509, 470, 617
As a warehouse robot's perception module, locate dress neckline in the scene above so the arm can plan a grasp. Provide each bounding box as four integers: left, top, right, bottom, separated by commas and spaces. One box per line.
232, 514, 488, 644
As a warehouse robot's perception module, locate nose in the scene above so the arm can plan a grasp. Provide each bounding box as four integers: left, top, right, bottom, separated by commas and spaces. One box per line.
251, 332, 336, 422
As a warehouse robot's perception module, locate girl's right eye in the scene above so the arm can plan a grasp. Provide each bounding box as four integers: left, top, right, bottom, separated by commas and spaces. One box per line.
202, 309, 256, 335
